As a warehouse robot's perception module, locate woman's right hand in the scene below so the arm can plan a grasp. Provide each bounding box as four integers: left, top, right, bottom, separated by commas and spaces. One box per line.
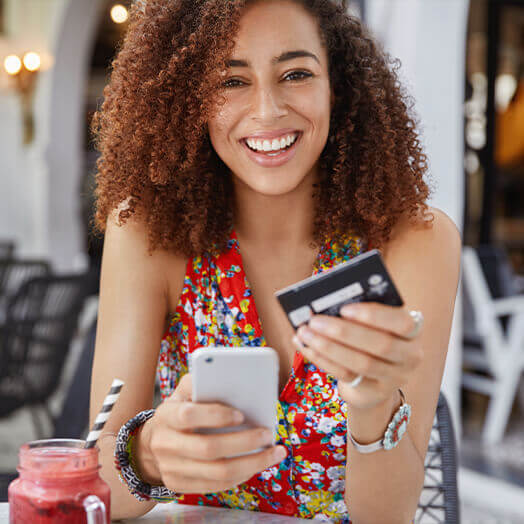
134, 373, 287, 494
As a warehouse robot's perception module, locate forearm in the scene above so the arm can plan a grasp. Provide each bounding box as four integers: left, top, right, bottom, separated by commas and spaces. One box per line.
98, 434, 157, 520
344, 391, 424, 524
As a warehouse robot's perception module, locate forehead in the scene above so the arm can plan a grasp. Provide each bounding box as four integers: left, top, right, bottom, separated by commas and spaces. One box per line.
231, 0, 326, 62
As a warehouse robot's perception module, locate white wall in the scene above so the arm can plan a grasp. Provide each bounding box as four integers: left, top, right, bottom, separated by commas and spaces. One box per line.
0, 0, 104, 271
0, 0, 59, 258
365, 0, 469, 436
39, 0, 105, 271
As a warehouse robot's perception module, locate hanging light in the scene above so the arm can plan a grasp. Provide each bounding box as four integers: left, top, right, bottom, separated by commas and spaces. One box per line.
2, 51, 43, 144
110, 4, 129, 24
23, 52, 41, 72
495, 73, 518, 112
4, 55, 22, 76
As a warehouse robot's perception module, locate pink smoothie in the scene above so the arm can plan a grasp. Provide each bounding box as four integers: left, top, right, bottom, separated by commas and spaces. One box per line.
8, 439, 110, 524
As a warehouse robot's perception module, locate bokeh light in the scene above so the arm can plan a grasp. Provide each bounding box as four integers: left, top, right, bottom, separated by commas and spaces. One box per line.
23, 52, 41, 72
4, 55, 22, 76
110, 4, 129, 24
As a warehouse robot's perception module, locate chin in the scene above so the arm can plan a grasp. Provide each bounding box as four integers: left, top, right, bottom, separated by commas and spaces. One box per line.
238, 172, 309, 197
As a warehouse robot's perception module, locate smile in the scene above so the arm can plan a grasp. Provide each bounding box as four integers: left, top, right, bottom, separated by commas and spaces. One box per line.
240, 132, 302, 168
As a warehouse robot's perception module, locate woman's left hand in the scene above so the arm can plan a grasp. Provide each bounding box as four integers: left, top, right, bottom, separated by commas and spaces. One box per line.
291, 302, 424, 411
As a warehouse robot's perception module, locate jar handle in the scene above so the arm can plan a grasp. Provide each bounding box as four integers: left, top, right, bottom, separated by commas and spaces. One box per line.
83, 495, 107, 524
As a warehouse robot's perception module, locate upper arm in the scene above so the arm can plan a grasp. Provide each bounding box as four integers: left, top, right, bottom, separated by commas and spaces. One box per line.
383, 206, 462, 463
89, 210, 185, 435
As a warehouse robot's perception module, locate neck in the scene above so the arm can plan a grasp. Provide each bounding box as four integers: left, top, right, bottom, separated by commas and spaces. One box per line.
232, 171, 318, 253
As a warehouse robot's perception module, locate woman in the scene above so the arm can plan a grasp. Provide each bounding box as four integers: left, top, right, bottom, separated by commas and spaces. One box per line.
90, 0, 461, 522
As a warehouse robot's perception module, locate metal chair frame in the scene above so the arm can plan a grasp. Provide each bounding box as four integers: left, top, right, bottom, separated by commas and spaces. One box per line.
0, 273, 91, 439
461, 245, 524, 444
415, 392, 460, 523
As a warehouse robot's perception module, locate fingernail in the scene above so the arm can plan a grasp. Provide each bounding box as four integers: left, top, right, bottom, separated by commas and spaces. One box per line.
233, 410, 244, 423
341, 305, 359, 317
298, 327, 314, 342
292, 335, 305, 350
309, 316, 326, 329
274, 446, 287, 461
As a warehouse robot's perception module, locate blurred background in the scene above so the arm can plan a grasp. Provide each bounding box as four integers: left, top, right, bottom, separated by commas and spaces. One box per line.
0, 0, 523, 522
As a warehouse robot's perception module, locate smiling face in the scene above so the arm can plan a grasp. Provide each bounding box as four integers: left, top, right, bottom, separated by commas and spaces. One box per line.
207, 0, 333, 197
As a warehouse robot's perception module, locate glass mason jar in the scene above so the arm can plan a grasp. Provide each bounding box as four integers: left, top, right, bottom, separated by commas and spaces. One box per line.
8, 439, 110, 524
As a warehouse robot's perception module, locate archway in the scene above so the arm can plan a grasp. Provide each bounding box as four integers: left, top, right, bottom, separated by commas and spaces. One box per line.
35, 0, 105, 271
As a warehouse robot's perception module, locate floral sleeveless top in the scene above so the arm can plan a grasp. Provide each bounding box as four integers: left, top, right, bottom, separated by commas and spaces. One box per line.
156, 226, 370, 523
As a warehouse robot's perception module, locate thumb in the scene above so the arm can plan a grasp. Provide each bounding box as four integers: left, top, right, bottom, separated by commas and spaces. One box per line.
170, 372, 192, 402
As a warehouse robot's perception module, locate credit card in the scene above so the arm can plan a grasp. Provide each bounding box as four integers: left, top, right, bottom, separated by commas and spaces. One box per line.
275, 249, 404, 330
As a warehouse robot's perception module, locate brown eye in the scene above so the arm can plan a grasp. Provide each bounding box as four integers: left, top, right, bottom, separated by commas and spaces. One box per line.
222, 78, 244, 88
284, 71, 312, 81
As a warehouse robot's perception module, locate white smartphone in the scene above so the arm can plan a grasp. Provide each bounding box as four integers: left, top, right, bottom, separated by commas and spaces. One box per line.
188, 346, 279, 458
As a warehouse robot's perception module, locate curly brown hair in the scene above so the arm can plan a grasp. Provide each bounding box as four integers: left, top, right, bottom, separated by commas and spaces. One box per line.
91, 0, 435, 258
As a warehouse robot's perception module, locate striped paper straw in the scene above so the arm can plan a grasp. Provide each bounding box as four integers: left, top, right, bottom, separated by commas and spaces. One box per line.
85, 378, 125, 449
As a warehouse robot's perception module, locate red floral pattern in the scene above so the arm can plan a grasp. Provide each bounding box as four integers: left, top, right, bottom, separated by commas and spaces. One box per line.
156, 226, 371, 522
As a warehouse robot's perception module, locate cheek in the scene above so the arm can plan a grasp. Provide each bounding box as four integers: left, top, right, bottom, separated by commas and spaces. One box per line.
208, 114, 229, 143
208, 103, 237, 142
291, 94, 331, 133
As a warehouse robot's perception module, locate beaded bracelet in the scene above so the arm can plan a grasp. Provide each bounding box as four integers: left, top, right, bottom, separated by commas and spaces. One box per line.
114, 408, 183, 502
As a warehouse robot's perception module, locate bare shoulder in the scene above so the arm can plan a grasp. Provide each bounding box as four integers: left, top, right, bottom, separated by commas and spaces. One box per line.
382, 205, 462, 266
105, 202, 187, 307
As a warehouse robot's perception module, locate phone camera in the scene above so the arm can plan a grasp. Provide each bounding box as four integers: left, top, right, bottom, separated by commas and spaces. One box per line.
205, 357, 213, 363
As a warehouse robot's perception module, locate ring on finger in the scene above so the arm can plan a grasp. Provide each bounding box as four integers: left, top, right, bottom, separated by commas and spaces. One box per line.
404, 310, 424, 339
345, 374, 363, 388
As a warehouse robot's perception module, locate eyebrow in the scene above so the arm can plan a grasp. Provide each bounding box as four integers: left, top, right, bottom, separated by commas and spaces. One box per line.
225, 50, 320, 68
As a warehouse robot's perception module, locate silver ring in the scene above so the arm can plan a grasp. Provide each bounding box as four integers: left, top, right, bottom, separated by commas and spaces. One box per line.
346, 374, 363, 388
405, 310, 424, 339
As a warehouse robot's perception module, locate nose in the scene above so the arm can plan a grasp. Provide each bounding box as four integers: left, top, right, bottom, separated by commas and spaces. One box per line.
250, 84, 287, 121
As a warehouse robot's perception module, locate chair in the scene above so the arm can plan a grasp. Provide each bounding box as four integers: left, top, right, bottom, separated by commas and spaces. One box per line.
0, 273, 91, 439
415, 391, 460, 523
0, 241, 15, 260
52, 318, 97, 439
461, 245, 524, 444
53, 315, 162, 439
0, 473, 18, 504
0, 260, 51, 323
472, 244, 524, 298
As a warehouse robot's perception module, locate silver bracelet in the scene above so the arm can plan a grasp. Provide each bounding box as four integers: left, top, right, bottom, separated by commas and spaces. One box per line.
347, 389, 412, 453
114, 408, 182, 502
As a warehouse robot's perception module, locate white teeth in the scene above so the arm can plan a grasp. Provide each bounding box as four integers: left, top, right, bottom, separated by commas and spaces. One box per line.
246, 133, 299, 152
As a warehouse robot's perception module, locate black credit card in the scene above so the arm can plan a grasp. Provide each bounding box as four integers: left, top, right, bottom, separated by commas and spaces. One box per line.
275, 249, 404, 330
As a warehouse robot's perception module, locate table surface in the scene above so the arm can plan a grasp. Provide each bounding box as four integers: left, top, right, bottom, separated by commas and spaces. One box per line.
0, 502, 312, 523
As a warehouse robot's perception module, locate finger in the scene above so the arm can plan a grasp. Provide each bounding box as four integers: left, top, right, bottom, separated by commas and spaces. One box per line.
297, 342, 401, 393
161, 471, 251, 495
294, 330, 397, 381
170, 400, 245, 431
172, 426, 277, 461
305, 314, 407, 364
169, 373, 193, 402
298, 339, 407, 392
166, 444, 287, 482
294, 338, 364, 383
340, 302, 421, 341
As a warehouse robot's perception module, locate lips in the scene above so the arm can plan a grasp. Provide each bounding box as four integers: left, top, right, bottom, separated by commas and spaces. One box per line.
241, 131, 302, 168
